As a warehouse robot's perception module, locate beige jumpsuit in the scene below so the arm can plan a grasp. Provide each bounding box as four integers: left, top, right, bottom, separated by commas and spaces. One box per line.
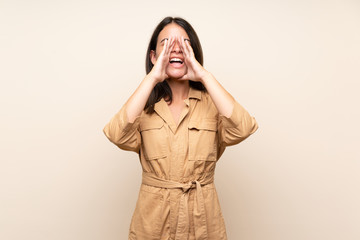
103, 87, 258, 240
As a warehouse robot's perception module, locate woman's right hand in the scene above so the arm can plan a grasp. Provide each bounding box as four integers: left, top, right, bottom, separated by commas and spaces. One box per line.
123, 37, 174, 122
148, 37, 175, 83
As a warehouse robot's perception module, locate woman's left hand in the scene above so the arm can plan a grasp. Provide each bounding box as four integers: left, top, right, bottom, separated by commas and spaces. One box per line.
178, 36, 208, 82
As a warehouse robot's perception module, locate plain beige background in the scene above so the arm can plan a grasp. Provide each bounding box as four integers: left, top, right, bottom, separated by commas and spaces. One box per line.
1, 0, 359, 239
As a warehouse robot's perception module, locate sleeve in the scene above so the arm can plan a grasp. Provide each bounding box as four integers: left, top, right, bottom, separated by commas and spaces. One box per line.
218, 101, 259, 147
103, 103, 141, 153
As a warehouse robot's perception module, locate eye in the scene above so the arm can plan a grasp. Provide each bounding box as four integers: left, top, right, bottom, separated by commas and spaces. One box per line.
160, 38, 168, 45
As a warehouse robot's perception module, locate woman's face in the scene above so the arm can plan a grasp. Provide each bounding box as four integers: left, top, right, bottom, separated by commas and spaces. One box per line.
151, 23, 190, 79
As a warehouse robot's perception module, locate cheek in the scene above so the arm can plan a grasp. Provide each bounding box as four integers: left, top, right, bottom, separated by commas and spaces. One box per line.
156, 45, 164, 55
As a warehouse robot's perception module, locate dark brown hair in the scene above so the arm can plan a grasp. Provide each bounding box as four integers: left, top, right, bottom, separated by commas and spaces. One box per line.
144, 16, 205, 113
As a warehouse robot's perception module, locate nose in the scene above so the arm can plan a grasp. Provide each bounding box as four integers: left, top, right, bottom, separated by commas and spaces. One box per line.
172, 40, 182, 53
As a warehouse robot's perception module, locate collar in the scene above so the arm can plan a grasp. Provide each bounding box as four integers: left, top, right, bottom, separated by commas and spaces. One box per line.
188, 86, 202, 100
153, 87, 202, 133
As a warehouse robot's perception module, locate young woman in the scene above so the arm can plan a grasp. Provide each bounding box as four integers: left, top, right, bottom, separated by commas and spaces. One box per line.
103, 16, 258, 240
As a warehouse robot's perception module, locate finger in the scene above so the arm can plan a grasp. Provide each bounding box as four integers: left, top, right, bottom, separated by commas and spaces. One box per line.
169, 37, 176, 54
163, 37, 170, 56
182, 36, 191, 57
180, 36, 187, 56
159, 38, 168, 57
184, 37, 193, 55
168, 37, 175, 50
164, 37, 170, 54
178, 36, 186, 55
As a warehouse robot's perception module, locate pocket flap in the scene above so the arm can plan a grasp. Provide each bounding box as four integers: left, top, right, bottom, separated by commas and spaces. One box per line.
188, 119, 218, 131
140, 120, 164, 131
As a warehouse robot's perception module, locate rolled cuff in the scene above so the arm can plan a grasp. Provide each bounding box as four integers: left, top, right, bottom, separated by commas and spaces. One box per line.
103, 103, 141, 152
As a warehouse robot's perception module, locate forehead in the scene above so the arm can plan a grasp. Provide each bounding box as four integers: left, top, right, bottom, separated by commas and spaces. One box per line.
157, 23, 189, 42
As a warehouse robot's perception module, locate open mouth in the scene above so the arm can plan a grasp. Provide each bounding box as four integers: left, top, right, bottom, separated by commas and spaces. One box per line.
169, 58, 184, 68
169, 58, 183, 64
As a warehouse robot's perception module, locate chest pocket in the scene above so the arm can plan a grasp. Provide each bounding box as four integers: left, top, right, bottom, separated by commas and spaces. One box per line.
188, 119, 218, 161
140, 119, 167, 160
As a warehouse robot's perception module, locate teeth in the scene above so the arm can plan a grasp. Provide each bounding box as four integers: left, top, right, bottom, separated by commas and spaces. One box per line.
170, 58, 183, 63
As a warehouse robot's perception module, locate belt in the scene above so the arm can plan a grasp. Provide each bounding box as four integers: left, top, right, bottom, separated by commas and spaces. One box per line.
142, 172, 214, 240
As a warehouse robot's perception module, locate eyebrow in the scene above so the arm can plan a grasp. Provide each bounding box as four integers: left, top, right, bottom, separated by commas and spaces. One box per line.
160, 38, 191, 43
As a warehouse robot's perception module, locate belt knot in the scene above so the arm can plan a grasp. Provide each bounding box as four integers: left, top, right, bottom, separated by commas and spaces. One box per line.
141, 172, 213, 240
181, 180, 197, 192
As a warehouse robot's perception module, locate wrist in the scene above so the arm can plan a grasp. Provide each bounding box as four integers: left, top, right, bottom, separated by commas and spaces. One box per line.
145, 72, 161, 86
147, 71, 164, 84
199, 70, 212, 84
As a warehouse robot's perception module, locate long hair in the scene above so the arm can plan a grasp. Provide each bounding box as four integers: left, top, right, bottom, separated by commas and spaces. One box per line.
144, 17, 205, 114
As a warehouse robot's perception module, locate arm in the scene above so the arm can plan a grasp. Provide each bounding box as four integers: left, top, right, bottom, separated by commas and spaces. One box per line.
200, 72, 235, 118
126, 37, 176, 122
125, 74, 158, 123
201, 73, 258, 145
178, 36, 258, 144
103, 38, 176, 150
178, 36, 234, 117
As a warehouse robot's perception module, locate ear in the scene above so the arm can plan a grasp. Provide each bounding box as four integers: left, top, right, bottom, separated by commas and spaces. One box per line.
150, 50, 157, 65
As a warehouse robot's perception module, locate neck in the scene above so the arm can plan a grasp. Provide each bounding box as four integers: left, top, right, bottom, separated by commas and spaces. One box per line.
166, 79, 190, 102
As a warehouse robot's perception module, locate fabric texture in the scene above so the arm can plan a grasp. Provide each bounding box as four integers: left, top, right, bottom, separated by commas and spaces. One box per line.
103, 87, 258, 240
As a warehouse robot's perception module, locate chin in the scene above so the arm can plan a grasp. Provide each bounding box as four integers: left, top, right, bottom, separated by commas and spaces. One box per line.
166, 67, 187, 80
